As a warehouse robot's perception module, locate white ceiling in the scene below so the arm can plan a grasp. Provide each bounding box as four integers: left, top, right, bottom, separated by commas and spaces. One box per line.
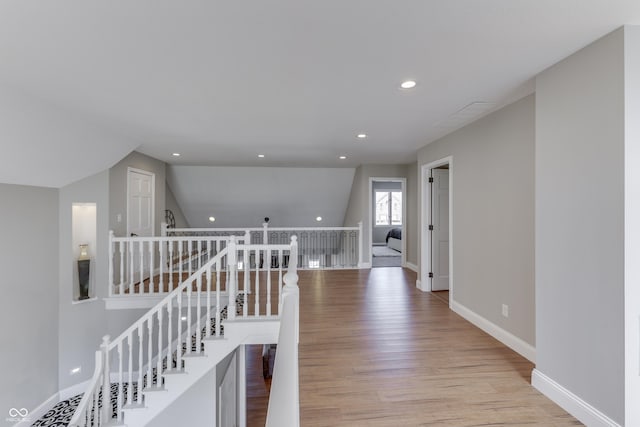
1, 1, 640, 187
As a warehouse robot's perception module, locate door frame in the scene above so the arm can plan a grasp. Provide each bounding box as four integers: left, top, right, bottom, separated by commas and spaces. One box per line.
126, 167, 156, 237
368, 177, 407, 267
420, 157, 453, 304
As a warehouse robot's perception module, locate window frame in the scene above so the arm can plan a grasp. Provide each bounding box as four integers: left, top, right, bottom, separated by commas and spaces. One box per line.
374, 190, 403, 227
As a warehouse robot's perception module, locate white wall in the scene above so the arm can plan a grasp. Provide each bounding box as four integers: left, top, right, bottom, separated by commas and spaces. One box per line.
624, 25, 640, 427
0, 184, 59, 417
167, 166, 355, 229
417, 94, 535, 348
535, 28, 624, 424
148, 370, 217, 427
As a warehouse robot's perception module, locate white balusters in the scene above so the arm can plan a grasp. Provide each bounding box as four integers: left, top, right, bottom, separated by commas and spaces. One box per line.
117, 341, 123, 423
100, 335, 111, 423
187, 278, 193, 355
227, 236, 237, 320
176, 290, 183, 369
267, 248, 272, 316
109, 231, 114, 296
196, 276, 202, 352
166, 303, 173, 371
119, 241, 125, 295
127, 332, 133, 406
157, 306, 163, 381
137, 324, 143, 401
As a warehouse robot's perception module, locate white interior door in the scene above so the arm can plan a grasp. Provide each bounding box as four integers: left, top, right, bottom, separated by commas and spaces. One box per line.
219, 354, 237, 427
431, 169, 449, 291
127, 169, 154, 238
127, 169, 154, 285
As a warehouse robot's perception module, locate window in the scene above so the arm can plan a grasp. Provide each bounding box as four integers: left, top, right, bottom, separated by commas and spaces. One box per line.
375, 190, 402, 226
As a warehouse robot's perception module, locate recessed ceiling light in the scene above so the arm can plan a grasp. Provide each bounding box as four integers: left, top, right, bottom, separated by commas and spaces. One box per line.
172, 153, 180, 157
258, 154, 265, 158
208, 216, 215, 222
181, 316, 187, 321
357, 134, 367, 139
400, 80, 417, 89
339, 156, 347, 160
316, 216, 322, 222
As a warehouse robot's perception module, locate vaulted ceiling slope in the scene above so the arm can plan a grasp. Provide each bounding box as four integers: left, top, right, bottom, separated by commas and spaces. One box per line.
1, 1, 640, 187
167, 166, 356, 228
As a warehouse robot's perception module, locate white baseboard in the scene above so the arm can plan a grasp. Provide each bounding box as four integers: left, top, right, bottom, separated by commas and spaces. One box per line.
14, 392, 58, 427
450, 300, 536, 363
404, 262, 418, 272
358, 262, 371, 269
532, 369, 621, 427
416, 279, 429, 292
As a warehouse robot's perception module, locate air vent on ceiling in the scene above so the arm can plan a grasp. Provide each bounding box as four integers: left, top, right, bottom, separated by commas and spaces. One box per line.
437, 101, 495, 130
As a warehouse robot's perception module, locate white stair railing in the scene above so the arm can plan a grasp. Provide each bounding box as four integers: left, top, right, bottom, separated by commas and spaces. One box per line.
169, 221, 364, 269
72, 236, 297, 426
266, 242, 300, 427
108, 231, 250, 297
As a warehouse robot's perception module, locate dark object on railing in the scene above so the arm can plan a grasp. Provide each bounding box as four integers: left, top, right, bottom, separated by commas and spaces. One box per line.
165, 209, 176, 228
262, 344, 277, 379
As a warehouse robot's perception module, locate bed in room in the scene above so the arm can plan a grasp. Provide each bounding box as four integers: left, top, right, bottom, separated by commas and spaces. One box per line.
385, 227, 402, 252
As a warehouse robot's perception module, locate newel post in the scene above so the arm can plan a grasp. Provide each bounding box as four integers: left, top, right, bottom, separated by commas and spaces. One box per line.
283, 236, 300, 343
160, 222, 168, 237
262, 222, 269, 245
357, 221, 364, 268
227, 236, 237, 320
100, 335, 111, 424
108, 230, 115, 297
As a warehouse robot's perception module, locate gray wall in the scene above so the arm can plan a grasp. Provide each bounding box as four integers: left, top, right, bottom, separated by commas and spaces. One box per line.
405, 162, 418, 266
624, 25, 640, 426
167, 166, 355, 228
0, 184, 59, 417
417, 94, 535, 346
536, 29, 624, 424
371, 180, 402, 245
165, 183, 190, 228
343, 164, 414, 263
58, 171, 110, 390
109, 151, 166, 237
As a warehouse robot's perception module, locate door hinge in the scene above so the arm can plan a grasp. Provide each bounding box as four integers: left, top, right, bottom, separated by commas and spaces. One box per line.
428, 225, 434, 231
428, 177, 434, 183
428, 272, 434, 278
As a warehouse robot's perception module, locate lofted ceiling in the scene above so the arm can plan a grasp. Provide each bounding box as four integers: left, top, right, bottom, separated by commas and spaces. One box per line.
1, 1, 640, 187
167, 166, 356, 228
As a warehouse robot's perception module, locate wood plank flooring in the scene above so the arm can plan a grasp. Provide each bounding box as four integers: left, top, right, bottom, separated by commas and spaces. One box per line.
246, 267, 582, 426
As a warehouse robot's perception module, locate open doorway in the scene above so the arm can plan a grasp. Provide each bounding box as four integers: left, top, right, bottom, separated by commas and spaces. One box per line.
369, 177, 406, 268
420, 158, 453, 304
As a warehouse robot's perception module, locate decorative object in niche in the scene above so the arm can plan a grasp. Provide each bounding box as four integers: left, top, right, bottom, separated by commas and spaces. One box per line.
78, 244, 90, 300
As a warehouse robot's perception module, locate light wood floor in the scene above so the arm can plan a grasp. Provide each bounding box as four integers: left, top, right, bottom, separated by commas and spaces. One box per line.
246, 267, 582, 426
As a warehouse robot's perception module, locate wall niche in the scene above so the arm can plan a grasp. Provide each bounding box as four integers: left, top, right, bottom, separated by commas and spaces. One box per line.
72, 203, 97, 302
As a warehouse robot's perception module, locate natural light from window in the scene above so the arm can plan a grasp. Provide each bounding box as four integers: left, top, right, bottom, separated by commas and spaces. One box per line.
375, 191, 402, 226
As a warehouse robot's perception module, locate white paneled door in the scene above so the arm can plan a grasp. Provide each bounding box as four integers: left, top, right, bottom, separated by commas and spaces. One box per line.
127, 168, 154, 238
431, 169, 449, 291
127, 168, 154, 285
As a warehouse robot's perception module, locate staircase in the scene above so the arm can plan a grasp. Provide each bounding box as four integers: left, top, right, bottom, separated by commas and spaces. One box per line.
69, 236, 299, 427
